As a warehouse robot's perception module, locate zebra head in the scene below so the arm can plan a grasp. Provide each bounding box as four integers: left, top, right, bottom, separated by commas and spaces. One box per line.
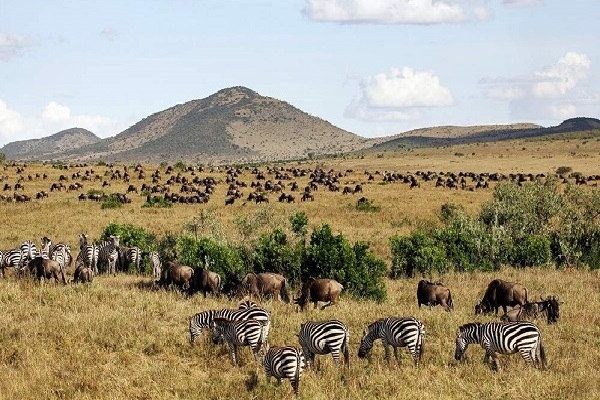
110, 235, 120, 247
357, 320, 380, 359
211, 317, 229, 345
79, 234, 88, 249
454, 323, 481, 361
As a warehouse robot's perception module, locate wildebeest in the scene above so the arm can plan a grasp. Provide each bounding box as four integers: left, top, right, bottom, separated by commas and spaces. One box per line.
294, 278, 343, 311
475, 279, 528, 315
28, 257, 67, 284
500, 296, 562, 324
241, 272, 290, 303
193, 268, 222, 297
73, 262, 94, 283
158, 261, 194, 293
417, 280, 453, 311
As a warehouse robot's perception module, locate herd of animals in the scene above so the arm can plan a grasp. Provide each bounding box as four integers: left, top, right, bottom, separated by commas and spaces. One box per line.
0, 235, 563, 395
0, 161, 598, 205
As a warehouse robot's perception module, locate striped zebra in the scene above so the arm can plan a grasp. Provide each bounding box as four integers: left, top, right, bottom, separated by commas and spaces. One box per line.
118, 246, 141, 273
1, 249, 23, 276
96, 236, 120, 275
149, 251, 161, 280
263, 346, 305, 395
189, 306, 271, 344
357, 317, 425, 365
50, 243, 73, 271
238, 299, 258, 310
212, 318, 268, 366
20, 240, 38, 267
77, 234, 98, 274
454, 322, 547, 371
298, 320, 350, 368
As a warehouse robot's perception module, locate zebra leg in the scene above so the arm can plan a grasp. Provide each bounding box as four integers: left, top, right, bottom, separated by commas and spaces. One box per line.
393, 346, 401, 365
383, 342, 391, 364
291, 377, 299, 395
331, 349, 341, 365
228, 343, 239, 366
488, 351, 500, 371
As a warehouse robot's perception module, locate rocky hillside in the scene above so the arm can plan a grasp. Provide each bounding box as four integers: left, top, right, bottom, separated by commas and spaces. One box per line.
62, 87, 370, 163
389, 123, 540, 139
0, 128, 100, 159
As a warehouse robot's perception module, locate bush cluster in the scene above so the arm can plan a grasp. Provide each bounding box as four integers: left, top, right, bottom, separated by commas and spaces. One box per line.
390, 179, 599, 277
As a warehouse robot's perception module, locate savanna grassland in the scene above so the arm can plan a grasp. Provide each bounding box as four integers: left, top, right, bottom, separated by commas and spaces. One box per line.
0, 134, 599, 400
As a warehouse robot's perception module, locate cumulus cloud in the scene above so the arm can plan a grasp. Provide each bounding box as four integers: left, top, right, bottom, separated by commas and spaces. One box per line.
346, 67, 454, 121
480, 52, 596, 120
303, 0, 468, 25
0, 33, 34, 61
0, 100, 120, 146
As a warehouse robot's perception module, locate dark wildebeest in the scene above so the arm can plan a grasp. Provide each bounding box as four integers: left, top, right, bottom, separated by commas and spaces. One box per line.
294, 278, 343, 311
28, 257, 67, 284
241, 272, 290, 303
158, 261, 194, 293
500, 296, 562, 324
475, 279, 528, 315
417, 280, 453, 311
73, 262, 94, 283
193, 268, 222, 297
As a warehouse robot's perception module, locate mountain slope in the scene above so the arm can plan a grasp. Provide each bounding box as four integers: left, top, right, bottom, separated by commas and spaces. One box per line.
66, 87, 370, 162
1, 128, 100, 159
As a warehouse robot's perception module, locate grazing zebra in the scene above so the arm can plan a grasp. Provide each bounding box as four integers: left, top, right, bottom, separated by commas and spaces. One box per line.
2, 249, 25, 277
298, 320, 350, 368
357, 317, 425, 365
454, 322, 547, 371
20, 240, 38, 266
149, 251, 161, 280
50, 243, 73, 271
212, 318, 268, 365
119, 246, 141, 273
189, 306, 271, 344
263, 346, 305, 395
96, 236, 120, 275
40, 237, 52, 258
77, 234, 98, 274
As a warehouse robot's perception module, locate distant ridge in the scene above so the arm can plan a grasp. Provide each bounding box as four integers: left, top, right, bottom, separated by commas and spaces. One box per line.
0, 128, 100, 159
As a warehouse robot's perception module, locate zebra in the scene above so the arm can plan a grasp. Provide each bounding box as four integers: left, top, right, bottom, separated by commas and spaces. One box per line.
189, 306, 271, 344
212, 317, 268, 366
50, 243, 73, 271
454, 322, 547, 371
96, 236, 120, 275
118, 246, 141, 273
20, 240, 38, 267
77, 234, 98, 274
297, 320, 350, 368
149, 251, 161, 280
238, 299, 258, 310
263, 346, 305, 395
357, 317, 425, 366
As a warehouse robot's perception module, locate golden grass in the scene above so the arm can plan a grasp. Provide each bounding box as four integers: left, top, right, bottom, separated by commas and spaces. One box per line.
0, 136, 599, 399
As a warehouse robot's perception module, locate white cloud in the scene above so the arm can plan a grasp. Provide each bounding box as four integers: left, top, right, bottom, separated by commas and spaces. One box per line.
346, 67, 454, 121
480, 52, 596, 121
0, 33, 34, 61
304, 0, 468, 25
0, 100, 121, 146
99, 28, 118, 41
503, 0, 543, 7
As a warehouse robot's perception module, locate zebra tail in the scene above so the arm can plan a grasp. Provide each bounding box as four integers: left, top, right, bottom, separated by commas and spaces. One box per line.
343, 331, 350, 367
418, 322, 425, 364
538, 339, 547, 370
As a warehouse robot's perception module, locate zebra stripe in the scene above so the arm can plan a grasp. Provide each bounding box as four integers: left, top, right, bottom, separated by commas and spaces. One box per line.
358, 317, 424, 365
298, 320, 350, 368
20, 240, 37, 265
189, 306, 270, 344
50, 243, 72, 270
2, 249, 24, 274
238, 300, 258, 310
263, 346, 305, 394
120, 246, 141, 273
77, 235, 98, 273
149, 251, 161, 280
96, 236, 119, 274
454, 322, 547, 370
212, 318, 267, 366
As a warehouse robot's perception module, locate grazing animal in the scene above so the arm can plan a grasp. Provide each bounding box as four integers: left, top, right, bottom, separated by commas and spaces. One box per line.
357, 317, 425, 366
417, 280, 453, 311
500, 296, 562, 324
118, 246, 141, 273
241, 272, 290, 303
77, 234, 98, 274
212, 318, 268, 366
475, 279, 528, 315
1, 249, 22, 277
28, 257, 67, 284
298, 320, 350, 368
73, 261, 94, 283
149, 251, 162, 280
20, 240, 38, 267
159, 261, 194, 293
294, 278, 343, 311
193, 267, 222, 297
189, 306, 271, 344
454, 322, 547, 371
97, 236, 120, 275
263, 346, 305, 395
238, 300, 258, 310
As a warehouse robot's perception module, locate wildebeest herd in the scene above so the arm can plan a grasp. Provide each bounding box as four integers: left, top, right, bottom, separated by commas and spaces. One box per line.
0, 235, 563, 395
0, 160, 598, 205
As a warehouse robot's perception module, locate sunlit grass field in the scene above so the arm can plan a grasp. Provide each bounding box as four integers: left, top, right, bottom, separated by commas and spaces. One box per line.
0, 135, 599, 399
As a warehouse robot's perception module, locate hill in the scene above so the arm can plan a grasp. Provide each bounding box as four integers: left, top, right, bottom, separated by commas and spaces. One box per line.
0, 128, 100, 159
62, 87, 370, 163
388, 123, 540, 139
372, 117, 600, 150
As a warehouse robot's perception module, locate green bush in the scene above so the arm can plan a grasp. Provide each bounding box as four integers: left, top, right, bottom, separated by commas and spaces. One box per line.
390, 232, 447, 278
142, 197, 172, 208
252, 229, 302, 284
512, 234, 552, 267
101, 195, 123, 209
289, 211, 308, 237
101, 223, 157, 273
355, 198, 380, 213
303, 224, 387, 301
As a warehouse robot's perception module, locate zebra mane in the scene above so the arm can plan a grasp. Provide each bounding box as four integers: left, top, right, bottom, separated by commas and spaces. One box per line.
458, 322, 481, 332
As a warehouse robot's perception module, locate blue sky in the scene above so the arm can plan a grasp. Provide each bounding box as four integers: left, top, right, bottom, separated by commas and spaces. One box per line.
1, 0, 598, 145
